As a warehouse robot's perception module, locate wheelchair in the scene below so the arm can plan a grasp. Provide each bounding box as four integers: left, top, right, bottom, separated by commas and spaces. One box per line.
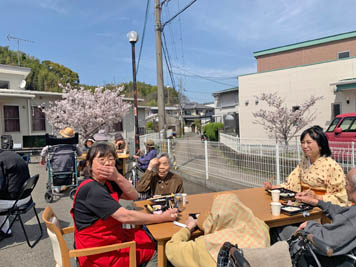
125, 160, 151, 200
44, 134, 79, 203
289, 231, 356, 267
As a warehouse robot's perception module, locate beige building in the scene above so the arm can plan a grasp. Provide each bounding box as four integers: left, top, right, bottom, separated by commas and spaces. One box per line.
0, 64, 146, 148
239, 31, 356, 141
0, 64, 61, 147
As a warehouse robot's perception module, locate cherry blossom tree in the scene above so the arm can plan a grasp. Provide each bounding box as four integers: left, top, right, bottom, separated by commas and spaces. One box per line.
44, 84, 131, 139
253, 93, 323, 145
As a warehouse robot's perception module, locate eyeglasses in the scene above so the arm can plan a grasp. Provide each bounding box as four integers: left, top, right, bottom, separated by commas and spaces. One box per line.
94, 157, 116, 165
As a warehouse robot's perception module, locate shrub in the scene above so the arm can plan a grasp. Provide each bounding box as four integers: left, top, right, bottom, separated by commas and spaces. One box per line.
203, 122, 224, 141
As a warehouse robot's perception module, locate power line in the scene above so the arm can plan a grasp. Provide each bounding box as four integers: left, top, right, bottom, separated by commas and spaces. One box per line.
172, 71, 236, 87
162, 0, 197, 29
136, 0, 150, 75
162, 31, 177, 90
172, 70, 237, 80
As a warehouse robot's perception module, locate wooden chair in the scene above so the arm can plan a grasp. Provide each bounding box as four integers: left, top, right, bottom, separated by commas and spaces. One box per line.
42, 206, 136, 267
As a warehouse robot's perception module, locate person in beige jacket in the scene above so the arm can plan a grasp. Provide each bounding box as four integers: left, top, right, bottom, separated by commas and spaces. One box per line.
165, 193, 271, 267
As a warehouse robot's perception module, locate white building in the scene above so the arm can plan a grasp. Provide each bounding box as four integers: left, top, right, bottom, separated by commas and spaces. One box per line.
238, 31, 356, 141
0, 64, 62, 147
0, 64, 145, 147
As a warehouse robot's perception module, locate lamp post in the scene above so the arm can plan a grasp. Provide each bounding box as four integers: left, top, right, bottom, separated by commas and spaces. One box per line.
127, 31, 139, 153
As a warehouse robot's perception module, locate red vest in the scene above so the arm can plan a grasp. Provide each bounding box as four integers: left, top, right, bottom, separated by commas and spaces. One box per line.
71, 179, 155, 266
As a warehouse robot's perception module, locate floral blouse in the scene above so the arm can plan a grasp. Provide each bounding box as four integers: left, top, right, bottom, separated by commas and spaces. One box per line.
282, 156, 348, 206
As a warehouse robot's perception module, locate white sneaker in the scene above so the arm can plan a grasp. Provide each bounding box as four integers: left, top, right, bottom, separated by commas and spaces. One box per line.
54, 187, 60, 193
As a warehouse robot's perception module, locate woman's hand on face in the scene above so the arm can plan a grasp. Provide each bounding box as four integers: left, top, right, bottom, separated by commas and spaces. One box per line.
96, 165, 120, 182
185, 216, 198, 232
161, 208, 178, 222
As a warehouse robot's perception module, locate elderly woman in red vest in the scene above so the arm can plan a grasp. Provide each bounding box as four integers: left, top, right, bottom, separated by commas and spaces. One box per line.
71, 142, 178, 267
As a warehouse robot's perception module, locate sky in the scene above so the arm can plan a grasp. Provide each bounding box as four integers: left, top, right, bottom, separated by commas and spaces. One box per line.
2, 0, 356, 103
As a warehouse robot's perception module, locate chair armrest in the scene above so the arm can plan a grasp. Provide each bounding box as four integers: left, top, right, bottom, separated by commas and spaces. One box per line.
68, 241, 136, 258
62, 226, 75, 235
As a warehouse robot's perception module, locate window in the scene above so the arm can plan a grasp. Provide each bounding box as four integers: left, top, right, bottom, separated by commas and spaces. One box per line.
4, 105, 20, 132
338, 51, 350, 59
326, 118, 341, 132
0, 80, 9, 89
113, 121, 123, 131
332, 103, 341, 118
32, 106, 46, 131
292, 106, 300, 112
339, 118, 355, 131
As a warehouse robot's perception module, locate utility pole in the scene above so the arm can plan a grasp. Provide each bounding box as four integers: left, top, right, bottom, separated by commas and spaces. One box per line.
7, 35, 34, 66
179, 79, 184, 136
154, 0, 167, 139
154, 0, 197, 139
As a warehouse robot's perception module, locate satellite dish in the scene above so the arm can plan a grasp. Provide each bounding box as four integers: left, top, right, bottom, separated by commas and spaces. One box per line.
20, 80, 26, 89
225, 114, 234, 120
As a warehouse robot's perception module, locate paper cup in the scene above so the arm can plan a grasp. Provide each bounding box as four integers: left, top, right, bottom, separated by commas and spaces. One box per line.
271, 190, 280, 202
270, 202, 282, 216
181, 193, 187, 206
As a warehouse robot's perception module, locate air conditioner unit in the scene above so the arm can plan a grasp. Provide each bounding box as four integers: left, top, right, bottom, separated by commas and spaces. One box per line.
1, 135, 13, 150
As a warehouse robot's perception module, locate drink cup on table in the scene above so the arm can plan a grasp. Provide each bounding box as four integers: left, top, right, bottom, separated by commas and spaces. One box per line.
270, 202, 282, 216
271, 190, 280, 202
181, 193, 187, 206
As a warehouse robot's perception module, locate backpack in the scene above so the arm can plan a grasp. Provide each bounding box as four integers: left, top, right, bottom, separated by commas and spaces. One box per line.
217, 242, 251, 267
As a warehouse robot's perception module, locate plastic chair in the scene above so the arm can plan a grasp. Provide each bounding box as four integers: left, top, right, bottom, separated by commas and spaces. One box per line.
0, 174, 43, 248
42, 206, 137, 267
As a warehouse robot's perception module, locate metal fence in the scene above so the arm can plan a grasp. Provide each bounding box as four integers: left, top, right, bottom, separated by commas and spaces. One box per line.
135, 133, 356, 188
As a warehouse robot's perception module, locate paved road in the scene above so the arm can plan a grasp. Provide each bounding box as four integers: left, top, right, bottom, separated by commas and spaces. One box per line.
0, 156, 213, 267
173, 133, 252, 191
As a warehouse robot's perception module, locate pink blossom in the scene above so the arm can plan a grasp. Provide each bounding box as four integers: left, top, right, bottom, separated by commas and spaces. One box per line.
44, 84, 131, 139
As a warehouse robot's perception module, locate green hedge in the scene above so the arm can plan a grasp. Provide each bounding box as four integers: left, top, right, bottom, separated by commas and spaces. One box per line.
203, 122, 224, 141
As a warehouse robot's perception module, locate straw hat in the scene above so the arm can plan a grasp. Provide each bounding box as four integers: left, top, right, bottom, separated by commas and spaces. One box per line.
144, 139, 155, 147
115, 133, 124, 141
60, 127, 75, 138
93, 129, 110, 141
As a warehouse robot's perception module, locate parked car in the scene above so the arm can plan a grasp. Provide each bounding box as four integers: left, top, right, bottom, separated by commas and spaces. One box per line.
325, 112, 356, 162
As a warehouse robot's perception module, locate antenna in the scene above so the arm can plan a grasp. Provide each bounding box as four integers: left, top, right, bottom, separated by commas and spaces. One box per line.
7, 34, 34, 66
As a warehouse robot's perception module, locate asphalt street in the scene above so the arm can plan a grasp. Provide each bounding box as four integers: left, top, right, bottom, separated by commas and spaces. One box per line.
0, 155, 213, 267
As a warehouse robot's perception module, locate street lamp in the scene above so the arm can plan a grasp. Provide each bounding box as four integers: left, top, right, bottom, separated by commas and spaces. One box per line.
127, 31, 139, 153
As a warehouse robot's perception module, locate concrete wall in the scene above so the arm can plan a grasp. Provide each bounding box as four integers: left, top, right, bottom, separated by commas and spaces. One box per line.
239, 57, 356, 141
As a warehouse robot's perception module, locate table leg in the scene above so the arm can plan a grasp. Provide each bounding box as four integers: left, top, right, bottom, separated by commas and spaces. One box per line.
157, 240, 167, 267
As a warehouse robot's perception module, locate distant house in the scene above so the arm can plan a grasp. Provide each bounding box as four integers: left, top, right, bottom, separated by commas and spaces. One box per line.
143, 106, 181, 134
0, 64, 145, 147
182, 103, 214, 132
239, 30, 356, 141
0, 64, 62, 147
212, 87, 239, 136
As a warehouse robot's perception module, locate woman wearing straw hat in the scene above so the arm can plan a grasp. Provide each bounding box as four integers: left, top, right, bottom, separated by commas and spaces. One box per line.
133, 139, 157, 171
40, 127, 82, 192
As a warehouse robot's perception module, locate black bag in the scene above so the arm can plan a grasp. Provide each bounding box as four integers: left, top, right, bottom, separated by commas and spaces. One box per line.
217, 242, 251, 267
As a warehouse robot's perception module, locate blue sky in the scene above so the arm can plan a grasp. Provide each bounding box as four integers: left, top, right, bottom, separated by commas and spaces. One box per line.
2, 0, 356, 103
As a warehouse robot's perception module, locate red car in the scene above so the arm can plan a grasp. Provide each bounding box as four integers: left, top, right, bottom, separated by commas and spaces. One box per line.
325, 113, 356, 162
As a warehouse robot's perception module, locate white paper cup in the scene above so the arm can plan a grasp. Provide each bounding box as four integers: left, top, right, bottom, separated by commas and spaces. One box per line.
270, 202, 282, 216
271, 190, 280, 202
181, 193, 187, 206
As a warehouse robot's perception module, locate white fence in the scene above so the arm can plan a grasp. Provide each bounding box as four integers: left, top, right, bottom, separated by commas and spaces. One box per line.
137, 133, 356, 188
